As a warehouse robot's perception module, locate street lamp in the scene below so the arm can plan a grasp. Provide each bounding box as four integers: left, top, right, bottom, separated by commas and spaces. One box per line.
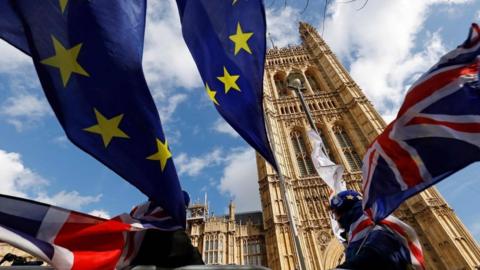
288, 78, 318, 133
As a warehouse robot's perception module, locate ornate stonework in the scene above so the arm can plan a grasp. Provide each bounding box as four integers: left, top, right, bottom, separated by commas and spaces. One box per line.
257, 22, 480, 270
186, 201, 268, 266
2, 22, 479, 270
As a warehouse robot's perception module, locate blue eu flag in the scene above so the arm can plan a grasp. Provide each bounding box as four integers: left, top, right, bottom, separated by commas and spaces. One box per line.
0, 0, 186, 228
176, 0, 277, 168
0, 0, 28, 54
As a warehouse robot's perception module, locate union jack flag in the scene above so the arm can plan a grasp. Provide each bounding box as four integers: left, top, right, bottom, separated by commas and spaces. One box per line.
362, 23, 480, 221
0, 194, 179, 269
349, 214, 425, 270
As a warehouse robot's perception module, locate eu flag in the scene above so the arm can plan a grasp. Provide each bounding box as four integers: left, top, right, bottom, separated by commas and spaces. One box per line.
176, 0, 277, 168
0, 0, 28, 54
0, 0, 186, 227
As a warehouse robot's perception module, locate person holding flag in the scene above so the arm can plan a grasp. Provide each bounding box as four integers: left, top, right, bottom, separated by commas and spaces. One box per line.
332, 19, 480, 270
329, 190, 424, 270
309, 131, 423, 269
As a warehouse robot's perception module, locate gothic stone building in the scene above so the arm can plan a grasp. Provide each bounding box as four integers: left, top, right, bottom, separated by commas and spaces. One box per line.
2, 23, 480, 270
187, 22, 480, 270
187, 201, 267, 266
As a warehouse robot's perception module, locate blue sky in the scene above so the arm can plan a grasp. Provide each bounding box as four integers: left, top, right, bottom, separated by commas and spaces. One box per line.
0, 0, 479, 242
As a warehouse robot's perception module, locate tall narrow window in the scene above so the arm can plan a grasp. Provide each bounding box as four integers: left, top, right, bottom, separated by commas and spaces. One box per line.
306, 74, 320, 92
319, 132, 336, 162
291, 131, 316, 176
333, 127, 362, 171
274, 73, 288, 97
275, 78, 287, 96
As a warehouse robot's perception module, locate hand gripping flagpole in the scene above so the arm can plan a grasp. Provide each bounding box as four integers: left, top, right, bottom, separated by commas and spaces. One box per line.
263, 105, 307, 270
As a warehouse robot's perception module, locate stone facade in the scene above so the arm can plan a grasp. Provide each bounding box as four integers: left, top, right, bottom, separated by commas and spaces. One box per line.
256, 22, 480, 270
2, 22, 479, 270
187, 201, 268, 266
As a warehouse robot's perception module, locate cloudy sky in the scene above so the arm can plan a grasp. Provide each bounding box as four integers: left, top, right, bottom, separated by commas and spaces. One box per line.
0, 0, 479, 241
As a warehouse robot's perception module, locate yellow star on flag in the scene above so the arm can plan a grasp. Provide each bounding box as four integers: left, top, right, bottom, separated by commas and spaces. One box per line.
59, 0, 68, 13
147, 138, 172, 172
41, 36, 89, 87
205, 83, 219, 105
217, 66, 240, 94
345, 195, 354, 200
229, 22, 253, 55
83, 108, 129, 148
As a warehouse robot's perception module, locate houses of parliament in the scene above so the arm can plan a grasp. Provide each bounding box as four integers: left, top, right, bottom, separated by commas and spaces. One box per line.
185, 23, 480, 270
1, 23, 479, 269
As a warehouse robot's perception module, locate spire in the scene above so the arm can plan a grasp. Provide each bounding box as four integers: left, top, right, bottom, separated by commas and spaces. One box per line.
228, 200, 236, 221
299, 21, 319, 37
298, 21, 330, 55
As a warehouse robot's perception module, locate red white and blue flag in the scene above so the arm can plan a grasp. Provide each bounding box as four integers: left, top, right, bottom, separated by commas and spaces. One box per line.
362, 23, 480, 221
0, 194, 179, 269
349, 214, 425, 270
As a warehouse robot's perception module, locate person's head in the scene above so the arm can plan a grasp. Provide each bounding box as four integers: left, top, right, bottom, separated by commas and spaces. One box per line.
329, 190, 363, 230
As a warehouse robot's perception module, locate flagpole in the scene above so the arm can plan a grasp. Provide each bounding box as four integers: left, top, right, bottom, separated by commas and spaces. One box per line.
263, 107, 307, 270
289, 78, 330, 157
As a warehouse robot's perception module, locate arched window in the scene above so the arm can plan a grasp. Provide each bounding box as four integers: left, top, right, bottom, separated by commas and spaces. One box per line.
274, 73, 288, 97
287, 72, 307, 92
291, 130, 316, 176
306, 73, 320, 92
319, 132, 336, 162
333, 127, 362, 171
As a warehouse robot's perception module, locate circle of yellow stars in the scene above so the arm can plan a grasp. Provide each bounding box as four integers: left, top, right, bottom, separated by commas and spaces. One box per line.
38, 0, 173, 172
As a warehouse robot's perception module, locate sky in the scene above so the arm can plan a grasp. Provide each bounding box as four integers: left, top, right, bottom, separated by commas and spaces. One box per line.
0, 0, 479, 242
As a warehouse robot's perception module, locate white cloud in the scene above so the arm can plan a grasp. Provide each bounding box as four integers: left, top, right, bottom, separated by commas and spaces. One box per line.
175, 148, 224, 177
0, 149, 102, 211
34, 191, 101, 211
322, 0, 471, 119
0, 41, 30, 73
157, 93, 188, 121
213, 118, 239, 138
143, 0, 201, 113
266, 6, 301, 48
51, 135, 69, 148
0, 149, 48, 197
88, 209, 111, 219
218, 148, 261, 212
1, 94, 51, 131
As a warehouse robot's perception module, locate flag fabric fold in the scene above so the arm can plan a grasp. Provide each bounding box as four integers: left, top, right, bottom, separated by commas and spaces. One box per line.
348, 214, 425, 270
308, 130, 346, 240
0, 194, 182, 270
308, 130, 345, 194
175, 0, 277, 168
0, 0, 29, 54
0, 0, 185, 226
362, 23, 480, 221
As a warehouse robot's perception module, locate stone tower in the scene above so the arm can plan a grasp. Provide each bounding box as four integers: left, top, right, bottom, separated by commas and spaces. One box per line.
257, 22, 480, 270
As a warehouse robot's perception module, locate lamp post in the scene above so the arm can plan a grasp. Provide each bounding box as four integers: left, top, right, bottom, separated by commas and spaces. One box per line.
288, 78, 318, 133
288, 78, 331, 159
